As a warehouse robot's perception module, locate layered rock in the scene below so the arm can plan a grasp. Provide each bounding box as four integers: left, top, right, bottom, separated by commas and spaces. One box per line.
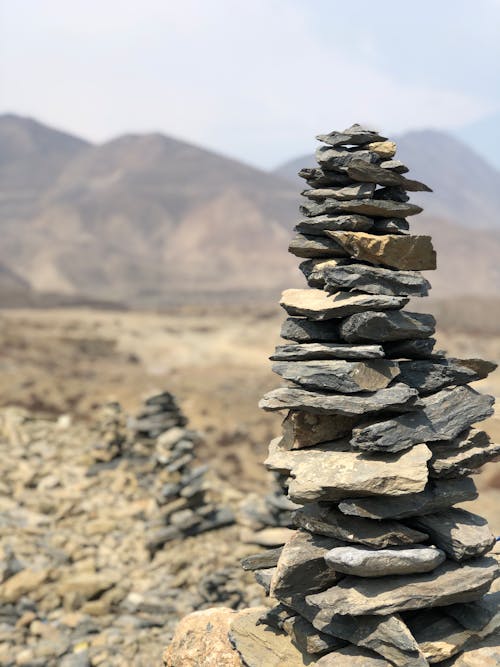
244, 125, 499, 665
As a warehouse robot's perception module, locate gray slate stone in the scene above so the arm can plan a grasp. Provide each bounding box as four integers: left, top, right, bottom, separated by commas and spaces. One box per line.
371, 217, 410, 234
374, 185, 410, 202
409, 508, 496, 561
281, 410, 360, 449
271, 342, 384, 362
272, 359, 400, 393
299, 167, 353, 187
429, 438, 500, 479
294, 503, 429, 548
317, 125, 387, 147
350, 386, 495, 453
259, 382, 421, 416
346, 158, 432, 191
282, 614, 346, 655
281, 317, 341, 343
324, 544, 446, 577
323, 263, 430, 297
380, 159, 409, 173
397, 359, 479, 395
340, 310, 436, 343
300, 197, 422, 219
306, 556, 499, 616
295, 214, 374, 236
254, 567, 276, 594
240, 548, 283, 571
270, 530, 342, 600
300, 258, 355, 287
316, 145, 381, 172
288, 233, 347, 258
384, 338, 437, 359
338, 476, 478, 520
302, 183, 375, 201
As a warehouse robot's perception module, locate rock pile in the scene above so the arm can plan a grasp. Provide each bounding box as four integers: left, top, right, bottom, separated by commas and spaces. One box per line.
235, 125, 500, 665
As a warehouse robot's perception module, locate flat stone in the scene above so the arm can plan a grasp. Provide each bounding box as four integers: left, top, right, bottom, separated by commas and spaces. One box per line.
300, 258, 356, 287
323, 263, 430, 297
410, 509, 496, 561
374, 185, 409, 202
351, 386, 495, 453
272, 359, 400, 393
259, 382, 421, 416
240, 548, 282, 571
339, 476, 478, 520
281, 316, 341, 343
299, 167, 353, 187
457, 358, 498, 380
341, 310, 436, 342
271, 343, 385, 362
301, 198, 422, 219
266, 440, 431, 503
240, 526, 295, 547
258, 604, 295, 631
302, 183, 375, 201
447, 633, 500, 666
289, 596, 429, 667
369, 140, 397, 158
270, 530, 343, 600
346, 158, 431, 191
446, 591, 500, 631
288, 233, 347, 258
317, 125, 387, 147
380, 159, 409, 173
316, 644, 388, 665
280, 288, 408, 320
316, 145, 381, 172
296, 214, 374, 236
254, 567, 275, 593
371, 217, 410, 234
397, 359, 479, 394
282, 614, 346, 655
229, 608, 313, 667
281, 410, 360, 449
163, 607, 242, 667
307, 556, 498, 616
429, 430, 500, 478
327, 231, 436, 270
384, 338, 437, 359
324, 545, 446, 577
294, 503, 429, 548
407, 592, 500, 664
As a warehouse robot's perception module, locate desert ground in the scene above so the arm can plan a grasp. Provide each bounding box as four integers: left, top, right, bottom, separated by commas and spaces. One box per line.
1, 304, 499, 525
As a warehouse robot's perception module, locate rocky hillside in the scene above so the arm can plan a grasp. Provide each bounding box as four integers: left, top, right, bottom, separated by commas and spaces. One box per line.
1, 115, 499, 303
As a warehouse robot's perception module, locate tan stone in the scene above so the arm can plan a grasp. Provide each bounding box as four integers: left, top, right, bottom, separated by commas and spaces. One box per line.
229, 608, 313, 667
162, 607, 242, 667
240, 527, 296, 547
282, 410, 359, 449
0, 568, 49, 603
280, 288, 408, 320
327, 231, 437, 270
369, 141, 397, 158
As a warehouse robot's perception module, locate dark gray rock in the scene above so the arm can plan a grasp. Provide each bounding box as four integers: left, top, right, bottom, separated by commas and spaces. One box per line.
299, 167, 353, 187
445, 591, 500, 631
371, 217, 410, 234
380, 159, 409, 173
317, 125, 387, 147
306, 556, 499, 616
294, 503, 429, 548
457, 357, 498, 380
259, 382, 421, 416
302, 183, 375, 201
282, 614, 346, 655
339, 477, 478, 520
409, 509, 496, 561
272, 359, 400, 393
323, 263, 430, 297
258, 603, 295, 631
270, 530, 343, 601
397, 359, 479, 395
271, 342, 384, 362
288, 233, 347, 258
324, 544, 445, 577
295, 213, 374, 236
300, 258, 354, 287
346, 159, 431, 191
300, 198, 422, 219
429, 434, 500, 479
281, 410, 360, 449
374, 186, 410, 202
350, 386, 495, 453
316, 146, 381, 172
383, 338, 437, 359
240, 548, 283, 571
281, 317, 341, 343
340, 310, 436, 343
254, 567, 276, 594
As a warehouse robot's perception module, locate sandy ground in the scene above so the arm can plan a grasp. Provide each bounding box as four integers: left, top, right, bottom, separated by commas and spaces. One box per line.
1, 306, 499, 529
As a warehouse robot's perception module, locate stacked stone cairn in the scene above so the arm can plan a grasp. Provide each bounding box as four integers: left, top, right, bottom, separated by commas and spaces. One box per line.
235, 125, 500, 666
128, 391, 235, 552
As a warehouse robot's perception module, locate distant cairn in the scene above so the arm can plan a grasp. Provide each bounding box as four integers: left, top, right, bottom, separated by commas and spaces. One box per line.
228, 125, 500, 666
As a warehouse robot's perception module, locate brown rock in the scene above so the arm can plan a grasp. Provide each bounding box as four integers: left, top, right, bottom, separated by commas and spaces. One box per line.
281, 410, 360, 449
0, 568, 49, 603
369, 141, 397, 158
280, 288, 408, 320
162, 607, 242, 667
327, 231, 437, 270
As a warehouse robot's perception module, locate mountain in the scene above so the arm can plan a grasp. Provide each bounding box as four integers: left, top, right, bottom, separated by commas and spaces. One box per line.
0, 115, 499, 303
455, 112, 500, 172
0, 115, 298, 302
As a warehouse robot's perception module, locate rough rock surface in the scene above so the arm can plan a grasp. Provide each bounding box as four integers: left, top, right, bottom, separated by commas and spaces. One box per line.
323, 262, 430, 297
280, 288, 408, 320
271, 342, 384, 361
281, 410, 360, 449
295, 214, 374, 235
324, 544, 446, 577
301, 197, 422, 219
340, 310, 436, 342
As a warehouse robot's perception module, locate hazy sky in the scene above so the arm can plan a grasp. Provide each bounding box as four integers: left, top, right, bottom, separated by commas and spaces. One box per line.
1, 0, 499, 168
